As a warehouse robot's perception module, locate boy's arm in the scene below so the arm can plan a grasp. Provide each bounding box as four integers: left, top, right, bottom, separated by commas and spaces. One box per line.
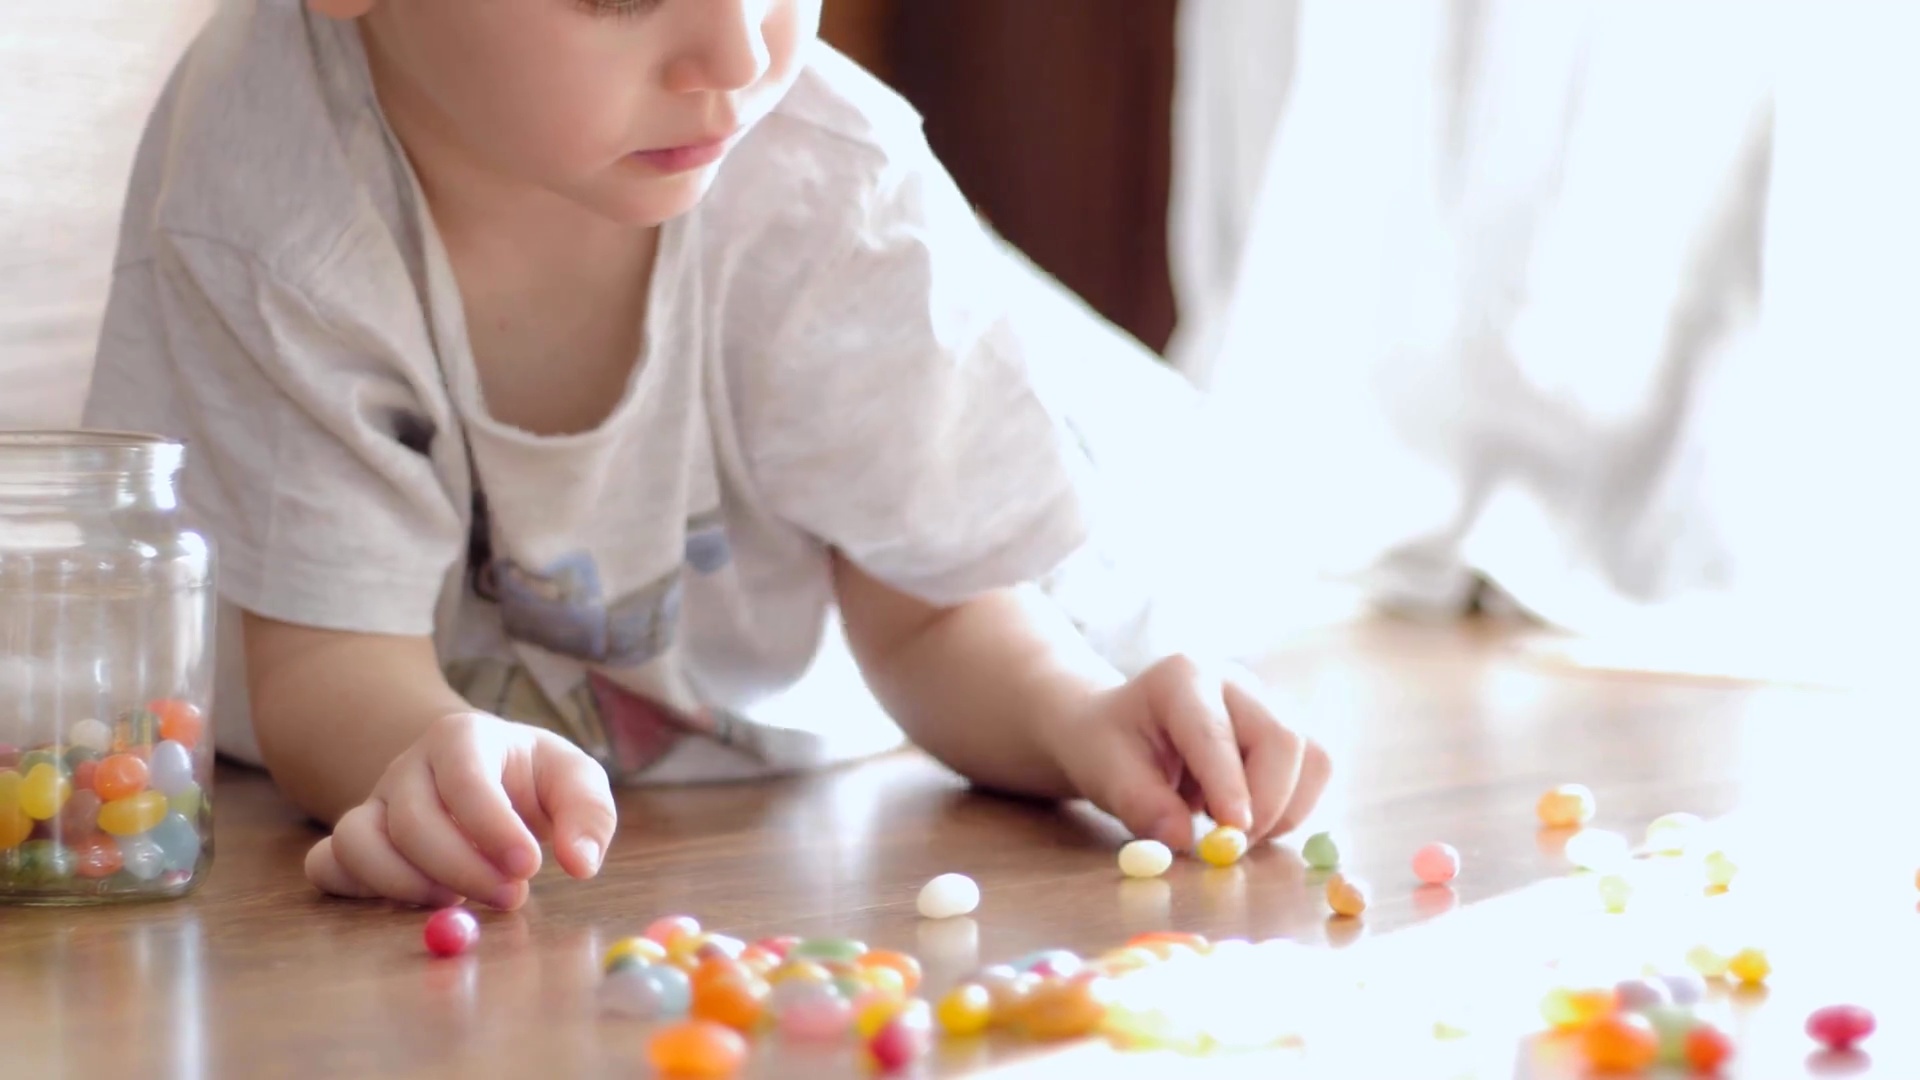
241, 612, 477, 825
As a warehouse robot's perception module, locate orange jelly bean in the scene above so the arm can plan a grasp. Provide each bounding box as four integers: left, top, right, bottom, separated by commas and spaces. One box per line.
1583, 1013, 1658, 1072
1536, 783, 1597, 828
1019, 973, 1114, 1040
646, 1020, 748, 1078
93, 754, 150, 801
150, 700, 206, 749
690, 972, 768, 1032
1542, 987, 1618, 1032
1684, 1023, 1734, 1071
1127, 931, 1210, 955
856, 949, 923, 994
72, 835, 124, 879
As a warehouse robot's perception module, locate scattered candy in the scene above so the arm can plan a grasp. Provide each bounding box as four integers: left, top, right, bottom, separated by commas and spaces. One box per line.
916, 873, 980, 919
1117, 839, 1173, 879
423, 906, 479, 958
1536, 783, 1596, 828
1683, 1022, 1735, 1072
1642, 1005, 1699, 1065
1685, 945, 1730, 979
1598, 873, 1633, 913
868, 1001, 933, 1072
1658, 972, 1707, 1006
645, 915, 702, 950
691, 969, 768, 1031
857, 949, 923, 994
1411, 842, 1460, 885
936, 983, 993, 1037
1326, 873, 1370, 917
605, 936, 669, 972
1612, 978, 1671, 1012
1018, 973, 1113, 1040
1302, 831, 1341, 870
1644, 811, 1703, 855
1806, 1005, 1875, 1051
1726, 947, 1770, 986
1564, 829, 1631, 873
1704, 851, 1738, 889
789, 937, 867, 964
1197, 825, 1249, 867
602, 965, 692, 1019
777, 990, 853, 1040
646, 1020, 748, 1078
1541, 987, 1617, 1032
1582, 1013, 1659, 1072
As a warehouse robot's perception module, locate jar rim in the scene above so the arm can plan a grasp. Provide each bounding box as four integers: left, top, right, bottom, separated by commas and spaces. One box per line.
0, 429, 184, 479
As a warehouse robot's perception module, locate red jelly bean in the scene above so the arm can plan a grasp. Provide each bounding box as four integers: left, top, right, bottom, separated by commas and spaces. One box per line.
1807, 1005, 1875, 1051
868, 1013, 932, 1072
1684, 1023, 1735, 1072
73, 834, 124, 879
424, 906, 480, 957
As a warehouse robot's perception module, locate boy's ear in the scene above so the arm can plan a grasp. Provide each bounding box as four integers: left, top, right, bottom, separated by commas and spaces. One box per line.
308, 0, 378, 18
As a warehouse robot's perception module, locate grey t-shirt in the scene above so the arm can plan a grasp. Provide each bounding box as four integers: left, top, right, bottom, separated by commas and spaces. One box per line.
85, 3, 1194, 782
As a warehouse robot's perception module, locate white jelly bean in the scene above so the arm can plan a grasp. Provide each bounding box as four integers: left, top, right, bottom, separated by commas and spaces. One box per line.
68, 718, 112, 754
916, 873, 980, 919
1118, 839, 1173, 879
149, 740, 195, 796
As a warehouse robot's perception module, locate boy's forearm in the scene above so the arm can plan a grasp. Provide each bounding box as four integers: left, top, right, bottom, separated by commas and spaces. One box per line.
832, 556, 1124, 798
242, 613, 474, 825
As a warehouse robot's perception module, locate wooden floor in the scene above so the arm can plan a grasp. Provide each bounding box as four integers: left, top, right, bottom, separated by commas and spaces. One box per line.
1, 617, 1912, 1078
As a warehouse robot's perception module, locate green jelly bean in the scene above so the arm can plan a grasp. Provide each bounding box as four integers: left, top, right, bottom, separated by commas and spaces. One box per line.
169, 782, 203, 820
1642, 1005, 1697, 1065
17, 839, 76, 884
790, 938, 868, 963
1302, 832, 1340, 870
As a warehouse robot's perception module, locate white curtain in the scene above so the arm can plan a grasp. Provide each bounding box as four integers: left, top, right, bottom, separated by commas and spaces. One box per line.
1170, 0, 1920, 683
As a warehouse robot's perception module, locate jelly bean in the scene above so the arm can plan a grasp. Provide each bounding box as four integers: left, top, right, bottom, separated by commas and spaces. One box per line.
769, 975, 838, 1016
1126, 931, 1210, 955
1583, 1013, 1658, 1072
1412, 842, 1460, 885
16, 839, 75, 883
1704, 851, 1738, 889
1641, 1005, 1698, 1065
1659, 972, 1706, 1006
150, 700, 205, 749
1726, 948, 1770, 985
1302, 831, 1340, 869
937, 983, 993, 1037
1598, 874, 1632, 913
1118, 839, 1172, 878
18, 749, 65, 776
790, 937, 868, 964
692, 957, 752, 990
690, 970, 768, 1031
769, 959, 833, 986
1197, 825, 1249, 867
753, 935, 799, 960
167, 781, 203, 819
151, 813, 201, 873
1645, 811, 1703, 855
98, 791, 167, 836
71, 759, 98, 795
0, 772, 29, 851
423, 906, 480, 957
777, 990, 853, 1040
832, 974, 869, 1001
1564, 829, 1630, 873
645, 1020, 747, 1078
1684, 1022, 1734, 1071
602, 966, 680, 1018
148, 740, 195, 797
1013, 949, 1082, 979
1020, 973, 1114, 1040
118, 834, 165, 881
0, 745, 15, 769
917, 872, 980, 919
604, 936, 668, 971
68, 718, 112, 755
57, 790, 101, 840
648, 964, 695, 1018
62, 745, 99, 772
1536, 783, 1596, 828
1807, 1005, 1875, 1051
1541, 987, 1617, 1032
93, 754, 149, 802
869, 1009, 933, 1072
1326, 873, 1370, 917
112, 709, 159, 751
861, 966, 907, 999
695, 933, 746, 963
854, 991, 908, 1038
644, 914, 702, 949
20, 763, 71, 821
1685, 945, 1729, 979
1612, 978, 1671, 1013
72, 834, 124, 879
737, 945, 780, 975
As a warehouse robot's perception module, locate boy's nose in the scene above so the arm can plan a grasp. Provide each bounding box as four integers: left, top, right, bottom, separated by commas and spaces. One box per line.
664, 0, 773, 94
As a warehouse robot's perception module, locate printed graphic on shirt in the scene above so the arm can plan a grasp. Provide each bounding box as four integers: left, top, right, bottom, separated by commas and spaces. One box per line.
479, 550, 682, 668
684, 507, 731, 575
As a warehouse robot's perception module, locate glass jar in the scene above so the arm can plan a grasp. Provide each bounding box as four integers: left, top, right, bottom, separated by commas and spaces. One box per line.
0, 431, 215, 903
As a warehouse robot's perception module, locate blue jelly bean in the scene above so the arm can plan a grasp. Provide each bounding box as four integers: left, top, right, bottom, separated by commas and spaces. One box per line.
150, 812, 201, 873
118, 834, 165, 881
149, 740, 195, 796
646, 964, 692, 1018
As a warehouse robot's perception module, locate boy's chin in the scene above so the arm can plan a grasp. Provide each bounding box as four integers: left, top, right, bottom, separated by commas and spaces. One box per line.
573, 169, 719, 229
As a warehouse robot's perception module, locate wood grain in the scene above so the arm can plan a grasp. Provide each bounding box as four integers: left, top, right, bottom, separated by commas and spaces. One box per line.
2, 616, 1912, 1077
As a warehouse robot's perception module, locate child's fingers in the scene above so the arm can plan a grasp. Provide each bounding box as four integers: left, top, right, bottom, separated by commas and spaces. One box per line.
1274, 740, 1333, 836
385, 767, 525, 909
1144, 657, 1253, 832
313, 801, 460, 907
1084, 732, 1200, 850
531, 732, 617, 880
1223, 679, 1306, 841
426, 718, 544, 880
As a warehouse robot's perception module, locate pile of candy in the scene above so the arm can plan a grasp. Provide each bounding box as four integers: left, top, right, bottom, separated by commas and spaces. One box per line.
0, 701, 211, 899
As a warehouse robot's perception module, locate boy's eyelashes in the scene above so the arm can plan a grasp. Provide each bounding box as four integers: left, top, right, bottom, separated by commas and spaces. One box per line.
574, 0, 664, 19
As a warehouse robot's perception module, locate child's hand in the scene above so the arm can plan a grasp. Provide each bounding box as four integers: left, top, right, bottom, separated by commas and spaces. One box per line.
1047, 656, 1330, 851
303, 712, 617, 910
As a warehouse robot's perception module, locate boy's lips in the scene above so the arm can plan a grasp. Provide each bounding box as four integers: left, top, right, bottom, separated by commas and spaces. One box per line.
630, 129, 739, 174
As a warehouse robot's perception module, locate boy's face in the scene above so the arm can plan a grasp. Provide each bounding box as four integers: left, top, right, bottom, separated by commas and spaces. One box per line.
322, 0, 820, 227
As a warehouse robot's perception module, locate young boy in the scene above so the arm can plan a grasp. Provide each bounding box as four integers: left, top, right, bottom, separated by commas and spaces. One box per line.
84, 0, 1329, 911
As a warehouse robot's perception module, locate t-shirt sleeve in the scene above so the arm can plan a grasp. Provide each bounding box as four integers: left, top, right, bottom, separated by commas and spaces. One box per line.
736, 151, 1095, 607
82, 233, 465, 636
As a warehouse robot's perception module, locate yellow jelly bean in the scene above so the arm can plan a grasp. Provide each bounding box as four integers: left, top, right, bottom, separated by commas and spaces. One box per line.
99, 790, 168, 836
1703, 851, 1738, 889
1685, 945, 1730, 979
19, 763, 71, 821
1197, 825, 1249, 867
0, 771, 26, 850
1726, 948, 1770, 985
603, 936, 668, 971
936, 983, 993, 1037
